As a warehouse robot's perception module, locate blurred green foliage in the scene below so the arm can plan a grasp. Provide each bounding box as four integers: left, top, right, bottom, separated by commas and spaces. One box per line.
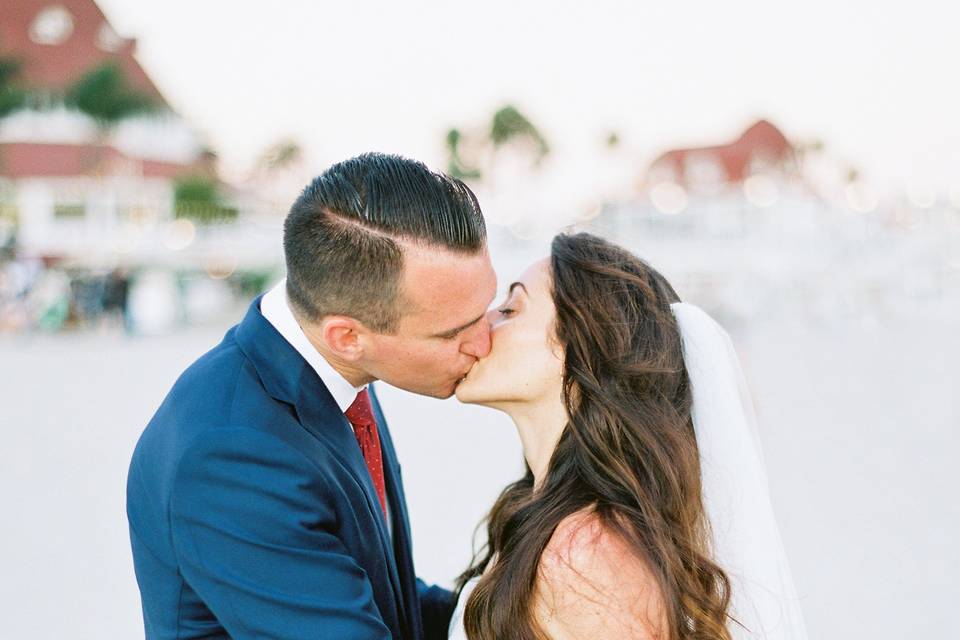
445, 128, 482, 180
174, 176, 237, 224
66, 62, 157, 125
258, 139, 302, 172
0, 56, 26, 118
445, 104, 551, 182
490, 105, 549, 160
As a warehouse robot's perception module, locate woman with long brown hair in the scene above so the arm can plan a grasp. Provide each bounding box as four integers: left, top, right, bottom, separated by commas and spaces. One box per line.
451, 232, 806, 640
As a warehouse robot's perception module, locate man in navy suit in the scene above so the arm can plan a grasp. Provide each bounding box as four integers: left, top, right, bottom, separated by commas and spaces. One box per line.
127, 153, 498, 639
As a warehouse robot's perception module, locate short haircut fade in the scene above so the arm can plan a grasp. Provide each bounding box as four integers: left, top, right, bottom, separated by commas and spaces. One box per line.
283, 152, 486, 333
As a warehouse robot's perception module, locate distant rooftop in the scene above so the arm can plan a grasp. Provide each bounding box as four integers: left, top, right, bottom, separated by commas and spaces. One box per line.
650, 120, 796, 185
0, 0, 168, 107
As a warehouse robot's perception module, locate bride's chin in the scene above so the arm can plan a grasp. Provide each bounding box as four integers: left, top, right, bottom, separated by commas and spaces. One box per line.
454, 381, 479, 404
454, 376, 492, 405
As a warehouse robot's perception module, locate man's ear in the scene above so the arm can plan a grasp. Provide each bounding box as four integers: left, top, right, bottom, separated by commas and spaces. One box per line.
318, 316, 367, 361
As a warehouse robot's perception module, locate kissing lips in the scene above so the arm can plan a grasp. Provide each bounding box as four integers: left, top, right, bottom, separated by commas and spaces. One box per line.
456, 362, 478, 386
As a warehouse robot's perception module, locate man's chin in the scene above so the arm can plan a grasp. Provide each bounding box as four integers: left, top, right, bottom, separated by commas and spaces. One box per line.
417, 381, 459, 400
385, 376, 471, 400
434, 385, 457, 400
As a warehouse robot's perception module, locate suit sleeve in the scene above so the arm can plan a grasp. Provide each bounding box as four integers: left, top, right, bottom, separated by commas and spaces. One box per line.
169, 428, 391, 640
417, 578, 455, 640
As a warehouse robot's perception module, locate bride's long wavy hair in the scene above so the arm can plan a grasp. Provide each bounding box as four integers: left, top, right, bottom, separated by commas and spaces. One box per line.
457, 232, 733, 640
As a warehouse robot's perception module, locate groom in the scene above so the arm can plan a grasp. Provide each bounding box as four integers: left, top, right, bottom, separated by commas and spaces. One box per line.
127, 153, 498, 639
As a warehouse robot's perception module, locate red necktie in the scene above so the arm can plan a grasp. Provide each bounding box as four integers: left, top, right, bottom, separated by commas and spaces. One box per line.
344, 389, 388, 520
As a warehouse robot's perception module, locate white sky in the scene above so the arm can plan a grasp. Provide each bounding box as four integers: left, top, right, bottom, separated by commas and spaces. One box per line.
98, 0, 959, 194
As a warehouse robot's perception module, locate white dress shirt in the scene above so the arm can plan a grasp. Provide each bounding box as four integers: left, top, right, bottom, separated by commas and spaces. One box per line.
260, 279, 368, 412
260, 279, 393, 537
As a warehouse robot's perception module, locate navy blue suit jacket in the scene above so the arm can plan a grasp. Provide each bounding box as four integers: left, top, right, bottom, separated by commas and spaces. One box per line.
127, 297, 453, 639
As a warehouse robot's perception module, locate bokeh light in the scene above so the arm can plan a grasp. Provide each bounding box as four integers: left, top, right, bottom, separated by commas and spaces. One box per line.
649, 181, 688, 215
845, 182, 879, 213
162, 219, 196, 251
743, 174, 779, 208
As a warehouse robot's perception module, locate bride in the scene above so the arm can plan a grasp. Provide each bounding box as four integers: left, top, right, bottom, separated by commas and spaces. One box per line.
450, 232, 807, 640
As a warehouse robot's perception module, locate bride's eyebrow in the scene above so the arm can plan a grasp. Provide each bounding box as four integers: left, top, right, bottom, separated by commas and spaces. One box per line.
507, 282, 528, 296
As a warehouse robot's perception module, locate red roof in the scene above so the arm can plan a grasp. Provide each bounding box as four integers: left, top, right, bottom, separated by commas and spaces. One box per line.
651, 120, 795, 184
0, 0, 168, 106
0, 142, 189, 178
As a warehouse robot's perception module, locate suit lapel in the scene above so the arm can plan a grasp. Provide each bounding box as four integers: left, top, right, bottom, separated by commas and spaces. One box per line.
234, 297, 411, 636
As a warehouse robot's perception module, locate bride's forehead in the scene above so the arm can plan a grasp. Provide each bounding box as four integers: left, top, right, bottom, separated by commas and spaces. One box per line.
516, 257, 552, 292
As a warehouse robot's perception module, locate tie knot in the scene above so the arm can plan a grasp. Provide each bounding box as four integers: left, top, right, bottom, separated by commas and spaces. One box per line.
345, 389, 375, 427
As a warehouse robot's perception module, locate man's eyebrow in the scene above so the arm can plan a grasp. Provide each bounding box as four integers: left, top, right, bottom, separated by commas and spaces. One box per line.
432, 312, 486, 339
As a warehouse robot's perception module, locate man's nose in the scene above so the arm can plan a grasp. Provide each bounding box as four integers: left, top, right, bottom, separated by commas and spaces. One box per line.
460, 315, 492, 359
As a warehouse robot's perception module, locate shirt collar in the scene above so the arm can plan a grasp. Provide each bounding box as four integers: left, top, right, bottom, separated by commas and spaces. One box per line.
260, 279, 367, 413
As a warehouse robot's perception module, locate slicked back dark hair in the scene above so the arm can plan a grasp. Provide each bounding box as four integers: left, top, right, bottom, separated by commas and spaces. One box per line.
283, 152, 487, 333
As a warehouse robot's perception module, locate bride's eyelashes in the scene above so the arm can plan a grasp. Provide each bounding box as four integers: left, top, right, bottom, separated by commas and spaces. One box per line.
495, 290, 522, 317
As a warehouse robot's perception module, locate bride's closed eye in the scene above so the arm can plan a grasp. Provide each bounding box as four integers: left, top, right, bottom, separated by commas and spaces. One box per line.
496, 284, 525, 318
496, 294, 519, 317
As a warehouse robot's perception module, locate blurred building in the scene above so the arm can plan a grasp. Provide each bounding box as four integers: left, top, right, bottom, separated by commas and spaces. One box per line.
0, 0, 212, 262
645, 119, 800, 194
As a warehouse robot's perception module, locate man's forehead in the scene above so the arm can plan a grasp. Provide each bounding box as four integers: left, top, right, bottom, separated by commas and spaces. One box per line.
402, 242, 491, 282
399, 238, 488, 266
399, 244, 496, 324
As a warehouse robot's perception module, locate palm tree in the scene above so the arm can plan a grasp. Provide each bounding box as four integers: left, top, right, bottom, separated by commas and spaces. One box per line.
443, 103, 551, 183
249, 137, 311, 215
490, 105, 549, 163
257, 138, 303, 173
445, 128, 481, 180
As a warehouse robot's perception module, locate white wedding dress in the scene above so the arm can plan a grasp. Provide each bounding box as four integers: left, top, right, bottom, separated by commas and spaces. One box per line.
447, 577, 478, 640
447, 304, 807, 639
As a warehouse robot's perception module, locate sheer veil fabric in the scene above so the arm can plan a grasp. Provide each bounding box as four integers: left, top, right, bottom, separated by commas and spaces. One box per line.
672, 302, 808, 640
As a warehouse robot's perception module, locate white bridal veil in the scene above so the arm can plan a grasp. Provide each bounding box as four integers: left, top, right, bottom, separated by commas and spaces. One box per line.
671, 302, 808, 640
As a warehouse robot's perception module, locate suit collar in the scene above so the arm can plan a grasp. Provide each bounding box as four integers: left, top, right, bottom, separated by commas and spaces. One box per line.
234, 294, 307, 407
259, 279, 367, 413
